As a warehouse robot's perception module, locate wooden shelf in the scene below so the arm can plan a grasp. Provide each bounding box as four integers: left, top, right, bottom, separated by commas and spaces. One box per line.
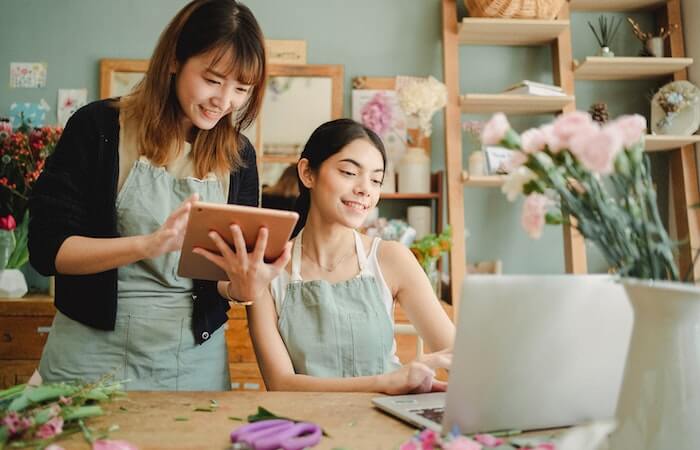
459, 18, 570, 46
461, 172, 506, 187
569, 0, 666, 12
574, 57, 693, 80
460, 93, 574, 115
380, 192, 439, 200
645, 135, 700, 152
262, 155, 297, 164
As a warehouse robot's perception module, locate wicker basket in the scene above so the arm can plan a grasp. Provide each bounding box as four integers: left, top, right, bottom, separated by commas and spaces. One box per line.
464, 0, 565, 19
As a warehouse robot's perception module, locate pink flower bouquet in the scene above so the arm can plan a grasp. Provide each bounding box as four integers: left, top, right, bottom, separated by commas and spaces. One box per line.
482, 111, 678, 281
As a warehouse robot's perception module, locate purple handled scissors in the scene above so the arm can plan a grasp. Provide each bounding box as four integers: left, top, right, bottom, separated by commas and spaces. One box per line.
230, 419, 322, 450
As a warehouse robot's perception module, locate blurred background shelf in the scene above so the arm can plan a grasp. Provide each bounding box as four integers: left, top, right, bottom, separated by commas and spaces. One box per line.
459, 18, 569, 46
460, 94, 574, 114
645, 135, 700, 152
574, 57, 693, 80
461, 172, 507, 187
569, 0, 666, 12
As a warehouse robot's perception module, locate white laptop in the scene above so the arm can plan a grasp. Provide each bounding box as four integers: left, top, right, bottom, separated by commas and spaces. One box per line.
373, 275, 633, 434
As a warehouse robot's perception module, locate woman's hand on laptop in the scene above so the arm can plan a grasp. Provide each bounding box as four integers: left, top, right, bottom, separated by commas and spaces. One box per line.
380, 349, 452, 395
418, 348, 452, 372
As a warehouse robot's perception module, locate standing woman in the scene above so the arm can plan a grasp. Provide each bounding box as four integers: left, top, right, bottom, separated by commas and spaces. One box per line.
28, 0, 289, 391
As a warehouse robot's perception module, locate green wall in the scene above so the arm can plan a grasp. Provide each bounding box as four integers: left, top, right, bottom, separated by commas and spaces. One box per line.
0, 0, 665, 277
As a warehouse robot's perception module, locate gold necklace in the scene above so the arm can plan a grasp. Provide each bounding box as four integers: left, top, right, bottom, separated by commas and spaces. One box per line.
302, 241, 355, 272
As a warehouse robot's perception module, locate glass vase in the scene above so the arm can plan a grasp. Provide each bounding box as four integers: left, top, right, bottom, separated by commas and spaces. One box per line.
0, 230, 15, 271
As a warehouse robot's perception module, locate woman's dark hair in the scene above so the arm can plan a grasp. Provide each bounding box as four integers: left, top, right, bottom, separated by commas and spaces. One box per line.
292, 118, 387, 236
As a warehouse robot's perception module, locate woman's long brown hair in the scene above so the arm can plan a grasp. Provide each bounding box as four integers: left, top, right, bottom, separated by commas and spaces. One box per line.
120, 0, 266, 178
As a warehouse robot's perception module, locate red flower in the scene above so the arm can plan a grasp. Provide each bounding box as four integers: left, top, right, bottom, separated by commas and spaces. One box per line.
0, 215, 16, 231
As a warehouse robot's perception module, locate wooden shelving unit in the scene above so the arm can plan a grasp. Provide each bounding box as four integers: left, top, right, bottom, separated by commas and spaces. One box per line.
380, 193, 439, 200
442, 0, 700, 296
569, 0, 666, 12
460, 94, 574, 114
261, 155, 297, 164
645, 135, 700, 152
461, 172, 506, 187
574, 57, 693, 80
458, 18, 569, 46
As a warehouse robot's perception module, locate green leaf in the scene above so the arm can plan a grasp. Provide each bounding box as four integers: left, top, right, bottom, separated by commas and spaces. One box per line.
6, 211, 28, 269
26, 384, 76, 404
0, 384, 25, 401
174, 417, 189, 421
7, 393, 31, 412
228, 416, 243, 421
63, 405, 103, 421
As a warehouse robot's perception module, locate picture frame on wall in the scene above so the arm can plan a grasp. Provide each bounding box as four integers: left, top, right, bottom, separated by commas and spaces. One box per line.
483, 145, 518, 175
99, 59, 148, 99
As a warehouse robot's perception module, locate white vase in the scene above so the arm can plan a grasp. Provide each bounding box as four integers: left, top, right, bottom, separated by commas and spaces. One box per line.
397, 147, 430, 193
0, 269, 28, 298
610, 279, 700, 450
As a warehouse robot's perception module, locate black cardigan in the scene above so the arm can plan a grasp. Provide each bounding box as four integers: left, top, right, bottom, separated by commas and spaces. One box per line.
28, 99, 259, 344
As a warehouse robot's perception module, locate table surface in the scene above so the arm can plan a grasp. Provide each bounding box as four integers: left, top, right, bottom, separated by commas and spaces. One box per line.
56, 391, 417, 449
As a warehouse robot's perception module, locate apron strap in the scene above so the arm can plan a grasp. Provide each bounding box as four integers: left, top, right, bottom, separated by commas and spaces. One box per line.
291, 230, 304, 282
353, 230, 371, 276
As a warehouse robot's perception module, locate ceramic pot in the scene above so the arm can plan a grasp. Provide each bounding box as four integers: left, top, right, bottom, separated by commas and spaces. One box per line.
610, 279, 700, 450
0, 269, 28, 298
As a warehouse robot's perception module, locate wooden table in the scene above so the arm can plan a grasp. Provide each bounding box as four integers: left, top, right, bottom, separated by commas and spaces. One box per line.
57, 391, 415, 449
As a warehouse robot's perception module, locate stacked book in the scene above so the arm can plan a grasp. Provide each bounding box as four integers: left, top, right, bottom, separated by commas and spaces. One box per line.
503, 80, 566, 97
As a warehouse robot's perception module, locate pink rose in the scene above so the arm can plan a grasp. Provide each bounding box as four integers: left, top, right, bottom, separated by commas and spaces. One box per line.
539, 124, 561, 154
400, 440, 419, 450
360, 92, 393, 136
473, 433, 505, 447
443, 436, 483, 450
569, 126, 623, 175
520, 128, 547, 154
521, 194, 550, 239
608, 114, 646, 148
504, 151, 527, 172
534, 444, 557, 450
418, 428, 439, 449
552, 111, 596, 142
35, 416, 63, 439
481, 113, 510, 145
92, 440, 139, 450
0, 214, 16, 231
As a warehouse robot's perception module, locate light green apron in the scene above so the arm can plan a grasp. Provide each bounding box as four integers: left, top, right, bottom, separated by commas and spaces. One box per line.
39, 157, 230, 391
277, 229, 400, 377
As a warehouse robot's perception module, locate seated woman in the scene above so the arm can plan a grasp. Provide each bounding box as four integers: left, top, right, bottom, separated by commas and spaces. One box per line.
261, 164, 299, 212
247, 119, 455, 394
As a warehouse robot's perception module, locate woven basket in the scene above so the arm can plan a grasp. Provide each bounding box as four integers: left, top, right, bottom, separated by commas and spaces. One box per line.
464, 0, 565, 19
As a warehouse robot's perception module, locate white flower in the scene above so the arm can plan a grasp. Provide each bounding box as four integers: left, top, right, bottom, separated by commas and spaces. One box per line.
501, 166, 537, 202
396, 76, 447, 137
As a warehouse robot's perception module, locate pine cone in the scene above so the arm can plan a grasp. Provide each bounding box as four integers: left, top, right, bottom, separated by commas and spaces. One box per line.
589, 102, 609, 124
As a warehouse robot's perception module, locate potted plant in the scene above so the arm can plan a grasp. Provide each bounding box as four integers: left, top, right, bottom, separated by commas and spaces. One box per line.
410, 226, 451, 298
0, 118, 61, 297
482, 110, 699, 449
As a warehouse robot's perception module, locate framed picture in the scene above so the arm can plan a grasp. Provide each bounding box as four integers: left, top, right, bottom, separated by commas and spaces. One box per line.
251, 64, 343, 188
99, 59, 148, 99
483, 145, 518, 174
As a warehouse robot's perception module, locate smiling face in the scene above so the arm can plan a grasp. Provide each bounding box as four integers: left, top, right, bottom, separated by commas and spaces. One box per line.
303, 138, 385, 229
174, 49, 253, 132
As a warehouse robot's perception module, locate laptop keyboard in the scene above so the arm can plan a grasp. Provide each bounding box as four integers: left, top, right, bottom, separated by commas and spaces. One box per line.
411, 407, 445, 424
